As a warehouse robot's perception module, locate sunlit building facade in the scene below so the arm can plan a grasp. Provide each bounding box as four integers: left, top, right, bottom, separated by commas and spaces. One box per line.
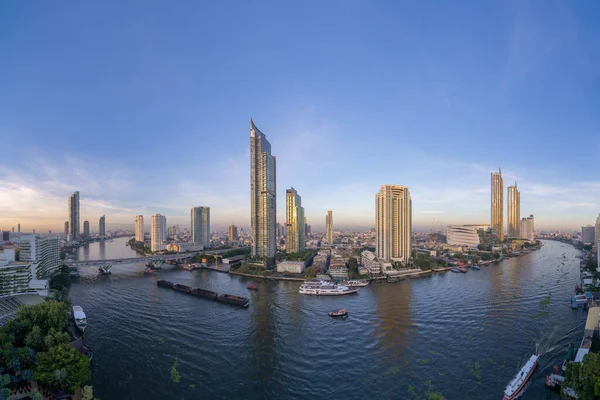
285, 188, 305, 253
446, 224, 490, 249
507, 183, 520, 239
325, 211, 333, 244
68, 191, 80, 239
491, 169, 504, 241
519, 215, 535, 241
135, 215, 144, 242
151, 214, 166, 252
191, 206, 210, 247
376, 184, 412, 265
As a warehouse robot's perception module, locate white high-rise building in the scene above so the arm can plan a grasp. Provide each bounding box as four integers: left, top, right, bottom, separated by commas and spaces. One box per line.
250, 119, 277, 258
151, 214, 166, 252
135, 215, 144, 242
68, 191, 80, 239
191, 206, 210, 247
376, 185, 412, 265
16, 234, 59, 277
491, 169, 504, 241
519, 215, 535, 241
325, 210, 333, 245
17, 234, 37, 261
285, 188, 305, 253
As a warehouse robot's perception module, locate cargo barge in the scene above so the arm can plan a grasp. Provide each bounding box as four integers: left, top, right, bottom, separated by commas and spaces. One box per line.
156, 280, 247, 307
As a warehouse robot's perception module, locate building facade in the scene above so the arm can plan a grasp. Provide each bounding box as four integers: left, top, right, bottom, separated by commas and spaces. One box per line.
507, 183, 520, 239
582, 225, 595, 245
228, 225, 238, 242
68, 191, 80, 239
99, 215, 106, 237
250, 119, 277, 259
519, 215, 535, 241
325, 211, 333, 244
151, 214, 166, 252
376, 184, 412, 265
83, 221, 90, 239
491, 169, 504, 241
594, 214, 600, 253
191, 206, 210, 247
135, 215, 144, 242
64, 221, 69, 237
285, 187, 305, 253
446, 224, 490, 249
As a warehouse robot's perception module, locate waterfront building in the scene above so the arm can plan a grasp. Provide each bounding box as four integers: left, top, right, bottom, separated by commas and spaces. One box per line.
64, 221, 69, 237
285, 187, 305, 253
361, 250, 381, 275
99, 215, 106, 237
276, 260, 305, 274
507, 183, 520, 239
83, 221, 90, 239
328, 256, 349, 280
446, 224, 490, 249
376, 184, 412, 265
191, 206, 210, 247
325, 211, 333, 244
595, 214, 600, 253
582, 225, 595, 245
519, 215, 535, 241
151, 214, 166, 252
228, 225, 238, 242
68, 191, 80, 239
135, 215, 144, 242
166, 243, 203, 253
491, 169, 504, 241
250, 119, 277, 259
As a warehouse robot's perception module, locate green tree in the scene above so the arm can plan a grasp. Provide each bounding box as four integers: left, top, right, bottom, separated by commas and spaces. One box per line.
34, 344, 91, 392
16, 302, 69, 339
30, 389, 43, 400
563, 352, 600, 400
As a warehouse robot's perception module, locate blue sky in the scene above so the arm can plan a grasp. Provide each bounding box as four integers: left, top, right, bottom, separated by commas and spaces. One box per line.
1, 1, 599, 232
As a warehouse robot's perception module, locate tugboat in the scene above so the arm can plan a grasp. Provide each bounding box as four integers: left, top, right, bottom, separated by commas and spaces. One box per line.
502, 354, 539, 400
247, 284, 258, 291
328, 309, 348, 317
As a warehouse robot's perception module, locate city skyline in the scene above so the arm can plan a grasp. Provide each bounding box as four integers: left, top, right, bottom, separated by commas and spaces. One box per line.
1, 2, 599, 232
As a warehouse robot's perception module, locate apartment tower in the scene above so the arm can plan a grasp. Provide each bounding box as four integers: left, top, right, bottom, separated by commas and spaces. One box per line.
151, 214, 166, 252
83, 221, 90, 239
325, 211, 333, 244
99, 215, 106, 237
191, 206, 210, 247
135, 215, 144, 242
507, 183, 520, 239
68, 191, 80, 239
228, 225, 238, 242
491, 169, 504, 241
250, 119, 277, 258
285, 187, 305, 253
376, 185, 412, 265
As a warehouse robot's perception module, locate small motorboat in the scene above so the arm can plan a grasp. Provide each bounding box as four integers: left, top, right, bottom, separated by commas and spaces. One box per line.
328, 308, 348, 317
472, 265, 481, 270
247, 284, 258, 291
450, 268, 460, 273
459, 267, 468, 273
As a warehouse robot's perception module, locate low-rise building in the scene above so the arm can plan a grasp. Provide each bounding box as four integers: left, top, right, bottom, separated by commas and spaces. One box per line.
0, 259, 47, 297
166, 243, 203, 253
361, 250, 381, 275
277, 261, 305, 274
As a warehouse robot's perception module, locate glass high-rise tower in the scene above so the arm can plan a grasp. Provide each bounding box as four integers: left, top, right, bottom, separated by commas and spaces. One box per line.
191, 206, 210, 247
491, 169, 504, 241
68, 191, 80, 239
250, 119, 276, 258
507, 183, 520, 239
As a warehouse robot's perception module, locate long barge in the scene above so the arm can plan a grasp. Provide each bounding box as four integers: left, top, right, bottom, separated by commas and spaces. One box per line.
157, 280, 248, 307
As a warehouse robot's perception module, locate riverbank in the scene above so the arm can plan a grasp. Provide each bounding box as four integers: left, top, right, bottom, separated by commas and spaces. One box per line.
228, 270, 306, 281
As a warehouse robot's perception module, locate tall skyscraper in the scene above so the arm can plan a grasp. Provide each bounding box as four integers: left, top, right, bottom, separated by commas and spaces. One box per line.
99, 215, 106, 237
191, 206, 210, 247
64, 221, 69, 237
17, 224, 20, 233
228, 225, 238, 242
83, 221, 90, 239
135, 215, 144, 242
250, 119, 276, 258
491, 169, 504, 241
507, 183, 520, 239
376, 185, 412, 265
519, 215, 535, 241
285, 187, 305, 253
594, 214, 600, 253
151, 214, 166, 252
68, 191, 80, 239
325, 211, 333, 244
582, 225, 595, 245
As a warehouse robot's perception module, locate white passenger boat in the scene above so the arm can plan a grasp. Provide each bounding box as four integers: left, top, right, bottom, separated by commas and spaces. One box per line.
343, 280, 369, 287
72, 306, 87, 332
298, 280, 358, 296
502, 354, 539, 400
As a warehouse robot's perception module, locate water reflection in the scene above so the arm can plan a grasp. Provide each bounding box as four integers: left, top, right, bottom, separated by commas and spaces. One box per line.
371, 281, 413, 358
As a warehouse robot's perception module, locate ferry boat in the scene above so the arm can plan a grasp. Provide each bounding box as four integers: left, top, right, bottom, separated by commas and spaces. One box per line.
298, 280, 358, 296
343, 280, 369, 287
72, 306, 87, 332
502, 354, 539, 400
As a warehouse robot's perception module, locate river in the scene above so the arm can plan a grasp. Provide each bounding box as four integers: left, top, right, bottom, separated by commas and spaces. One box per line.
68, 239, 586, 399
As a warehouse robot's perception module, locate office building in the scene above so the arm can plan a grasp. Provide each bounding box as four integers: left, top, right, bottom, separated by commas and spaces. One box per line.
250, 119, 277, 258
285, 187, 305, 253
594, 214, 600, 253
83, 221, 90, 239
582, 225, 595, 245
325, 211, 333, 244
17, 224, 20, 233
491, 169, 504, 241
228, 225, 238, 242
376, 184, 412, 265
507, 183, 520, 239
135, 215, 144, 242
151, 214, 166, 252
446, 224, 490, 249
68, 191, 80, 239
99, 215, 106, 237
191, 207, 210, 247
519, 215, 535, 241
64, 221, 69, 237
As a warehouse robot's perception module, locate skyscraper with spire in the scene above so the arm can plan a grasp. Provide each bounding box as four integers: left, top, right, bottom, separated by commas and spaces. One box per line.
250, 119, 277, 258
507, 183, 520, 238
491, 169, 504, 241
